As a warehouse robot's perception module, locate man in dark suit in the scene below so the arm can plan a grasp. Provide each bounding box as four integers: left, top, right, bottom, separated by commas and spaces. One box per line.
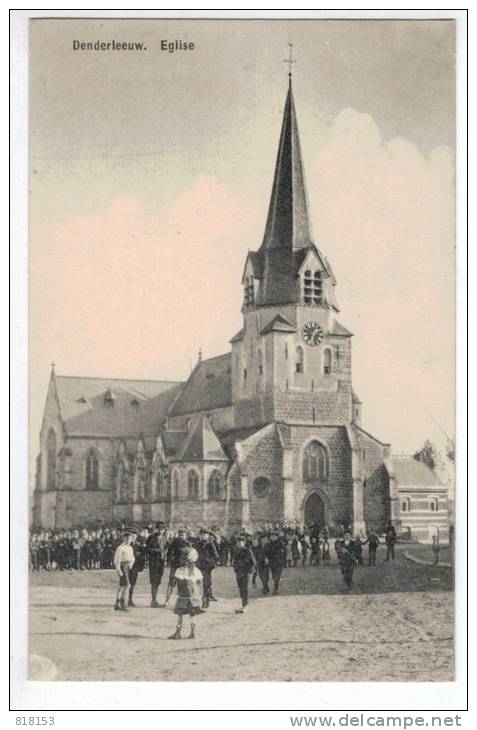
232, 534, 255, 613
385, 522, 397, 561
196, 528, 219, 608
267, 530, 287, 595
146, 521, 168, 607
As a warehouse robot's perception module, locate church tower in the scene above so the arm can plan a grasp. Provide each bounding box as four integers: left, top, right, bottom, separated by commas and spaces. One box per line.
231, 74, 354, 429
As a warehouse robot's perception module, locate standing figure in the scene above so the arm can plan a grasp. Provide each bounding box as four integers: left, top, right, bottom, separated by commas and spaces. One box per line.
385, 522, 397, 561
113, 530, 135, 612
310, 536, 320, 566
431, 534, 440, 565
146, 521, 168, 607
337, 532, 356, 589
267, 531, 287, 595
367, 529, 380, 566
255, 534, 271, 594
164, 528, 190, 606
168, 547, 204, 640
196, 528, 219, 609
232, 534, 256, 614
128, 532, 146, 606
322, 537, 331, 566
352, 535, 365, 566
300, 531, 311, 566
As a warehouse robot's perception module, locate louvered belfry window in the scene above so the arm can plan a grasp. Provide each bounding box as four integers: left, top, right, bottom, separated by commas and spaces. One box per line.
244, 276, 254, 307
303, 270, 323, 305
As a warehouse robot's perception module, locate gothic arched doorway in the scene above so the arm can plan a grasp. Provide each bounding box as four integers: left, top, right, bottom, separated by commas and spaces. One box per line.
304, 492, 326, 529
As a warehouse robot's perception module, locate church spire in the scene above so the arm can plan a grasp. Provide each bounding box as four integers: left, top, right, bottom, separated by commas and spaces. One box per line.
256, 69, 314, 306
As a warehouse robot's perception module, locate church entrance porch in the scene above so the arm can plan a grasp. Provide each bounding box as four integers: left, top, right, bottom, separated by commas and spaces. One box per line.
304, 492, 326, 529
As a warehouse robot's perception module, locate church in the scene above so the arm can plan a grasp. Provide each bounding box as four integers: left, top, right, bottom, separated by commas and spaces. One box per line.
33, 76, 449, 541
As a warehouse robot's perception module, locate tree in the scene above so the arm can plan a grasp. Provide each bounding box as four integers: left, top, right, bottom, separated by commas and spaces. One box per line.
413, 439, 438, 471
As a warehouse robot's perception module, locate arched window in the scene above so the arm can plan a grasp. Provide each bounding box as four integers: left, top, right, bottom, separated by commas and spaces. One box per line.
59, 448, 73, 490
323, 348, 332, 376
303, 441, 328, 482
401, 497, 411, 513
303, 269, 323, 305
154, 471, 165, 501
46, 429, 57, 490
116, 463, 129, 503
136, 463, 147, 501
253, 476, 270, 497
187, 470, 199, 500
429, 497, 439, 512
85, 449, 99, 490
208, 470, 222, 500
173, 470, 180, 499
295, 346, 304, 374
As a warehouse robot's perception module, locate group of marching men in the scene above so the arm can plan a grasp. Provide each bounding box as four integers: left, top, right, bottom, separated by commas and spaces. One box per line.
111, 521, 398, 639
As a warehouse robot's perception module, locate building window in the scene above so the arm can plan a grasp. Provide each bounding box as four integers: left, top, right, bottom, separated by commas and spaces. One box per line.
244, 276, 254, 308
187, 470, 200, 500
46, 428, 57, 490
303, 440, 328, 482
303, 269, 323, 305
85, 449, 99, 490
334, 345, 340, 366
154, 471, 166, 501
136, 464, 147, 501
253, 476, 270, 497
173, 470, 180, 499
429, 497, 439, 512
295, 346, 304, 374
401, 497, 411, 513
208, 470, 222, 500
323, 348, 332, 375
243, 368, 247, 380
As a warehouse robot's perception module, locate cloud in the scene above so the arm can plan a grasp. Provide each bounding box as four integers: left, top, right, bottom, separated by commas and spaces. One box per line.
309, 108, 454, 446
30, 108, 455, 472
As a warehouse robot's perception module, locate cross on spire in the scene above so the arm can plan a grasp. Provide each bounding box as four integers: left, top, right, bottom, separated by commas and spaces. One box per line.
283, 43, 296, 81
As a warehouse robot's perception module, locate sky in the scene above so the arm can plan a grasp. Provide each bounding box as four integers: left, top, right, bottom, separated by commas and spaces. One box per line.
29, 18, 456, 483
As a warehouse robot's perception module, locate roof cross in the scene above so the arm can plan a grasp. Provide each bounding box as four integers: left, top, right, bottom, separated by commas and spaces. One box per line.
283, 43, 296, 78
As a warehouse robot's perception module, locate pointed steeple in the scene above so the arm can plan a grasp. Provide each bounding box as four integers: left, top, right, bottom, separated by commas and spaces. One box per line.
261, 79, 312, 253
256, 78, 314, 306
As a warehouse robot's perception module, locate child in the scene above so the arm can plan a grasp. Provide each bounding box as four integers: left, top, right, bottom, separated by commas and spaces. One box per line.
168, 547, 204, 639
310, 536, 320, 567
322, 537, 331, 566
113, 530, 135, 612
431, 535, 440, 565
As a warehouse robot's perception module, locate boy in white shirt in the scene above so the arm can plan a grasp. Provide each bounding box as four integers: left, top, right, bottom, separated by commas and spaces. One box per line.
113, 530, 135, 612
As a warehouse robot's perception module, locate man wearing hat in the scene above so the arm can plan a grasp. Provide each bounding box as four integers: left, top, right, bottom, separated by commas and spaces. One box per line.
196, 528, 219, 609
146, 521, 168, 607
232, 533, 256, 613
163, 528, 190, 606
267, 530, 287, 595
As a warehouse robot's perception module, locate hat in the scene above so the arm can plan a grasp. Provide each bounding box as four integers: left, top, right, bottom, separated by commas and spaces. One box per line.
199, 528, 209, 535
155, 521, 166, 529
236, 533, 247, 541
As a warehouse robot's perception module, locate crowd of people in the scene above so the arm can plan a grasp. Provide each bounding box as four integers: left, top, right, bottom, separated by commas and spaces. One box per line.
30, 520, 398, 639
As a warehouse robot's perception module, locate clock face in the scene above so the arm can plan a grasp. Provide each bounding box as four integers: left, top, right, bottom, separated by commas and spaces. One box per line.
302, 321, 324, 346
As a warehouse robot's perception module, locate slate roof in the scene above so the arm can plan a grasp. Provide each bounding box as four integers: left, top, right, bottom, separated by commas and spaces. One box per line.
168, 353, 232, 417
352, 390, 362, 404
230, 328, 245, 344
256, 81, 315, 307
55, 375, 183, 438
171, 415, 229, 463
391, 456, 443, 488
331, 321, 353, 337
260, 313, 296, 335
